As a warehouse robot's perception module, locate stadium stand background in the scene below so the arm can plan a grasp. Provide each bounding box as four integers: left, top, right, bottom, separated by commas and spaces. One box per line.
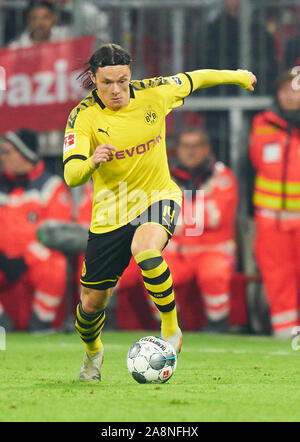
0, 0, 300, 334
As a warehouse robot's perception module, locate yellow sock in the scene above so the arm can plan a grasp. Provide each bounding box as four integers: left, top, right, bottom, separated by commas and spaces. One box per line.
134, 249, 178, 339
85, 335, 103, 354
75, 301, 105, 354
160, 308, 178, 339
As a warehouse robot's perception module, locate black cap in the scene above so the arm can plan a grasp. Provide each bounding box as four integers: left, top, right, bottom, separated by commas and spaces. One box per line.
3, 129, 39, 164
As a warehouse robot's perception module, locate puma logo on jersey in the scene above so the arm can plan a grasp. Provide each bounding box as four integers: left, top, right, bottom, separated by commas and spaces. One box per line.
98, 127, 110, 136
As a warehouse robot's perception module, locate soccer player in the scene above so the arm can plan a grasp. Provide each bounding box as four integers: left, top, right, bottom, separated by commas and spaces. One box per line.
63, 43, 257, 381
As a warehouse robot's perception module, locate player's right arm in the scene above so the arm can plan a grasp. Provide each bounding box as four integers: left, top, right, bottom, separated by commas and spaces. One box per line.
63, 107, 116, 187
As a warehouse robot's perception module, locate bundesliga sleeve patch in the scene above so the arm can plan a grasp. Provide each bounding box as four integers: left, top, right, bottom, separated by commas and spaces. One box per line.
63, 133, 76, 153
171, 76, 183, 86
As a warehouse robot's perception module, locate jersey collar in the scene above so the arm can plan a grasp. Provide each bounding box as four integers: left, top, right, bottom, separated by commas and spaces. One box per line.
92, 85, 135, 110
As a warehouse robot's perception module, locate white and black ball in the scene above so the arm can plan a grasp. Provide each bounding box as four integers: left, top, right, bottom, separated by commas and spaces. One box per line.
126, 336, 177, 384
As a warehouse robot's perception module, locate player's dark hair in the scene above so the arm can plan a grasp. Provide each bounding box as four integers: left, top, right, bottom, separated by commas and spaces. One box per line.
26, 1, 56, 15
77, 43, 132, 89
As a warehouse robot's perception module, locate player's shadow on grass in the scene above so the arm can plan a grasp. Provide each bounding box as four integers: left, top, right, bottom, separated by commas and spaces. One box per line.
31, 378, 135, 390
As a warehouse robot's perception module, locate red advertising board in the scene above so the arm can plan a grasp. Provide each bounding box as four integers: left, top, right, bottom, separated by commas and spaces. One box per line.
0, 35, 95, 132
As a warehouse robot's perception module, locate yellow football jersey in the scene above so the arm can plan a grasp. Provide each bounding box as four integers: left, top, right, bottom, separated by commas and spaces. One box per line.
63, 69, 251, 234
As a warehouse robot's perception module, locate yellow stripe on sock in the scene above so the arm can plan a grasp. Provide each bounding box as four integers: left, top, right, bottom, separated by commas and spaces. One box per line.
134, 249, 178, 342
75, 315, 105, 336
76, 305, 102, 326
161, 308, 178, 339
134, 249, 161, 264
144, 274, 173, 294
86, 336, 103, 355
149, 291, 174, 306
141, 260, 168, 279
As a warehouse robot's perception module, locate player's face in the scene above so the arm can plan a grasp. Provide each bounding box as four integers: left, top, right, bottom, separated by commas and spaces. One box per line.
0, 141, 33, 175
177, 132, 211, 170
277, 80, 300, 111
28, 7, 56, 42
91, 65, 131, 111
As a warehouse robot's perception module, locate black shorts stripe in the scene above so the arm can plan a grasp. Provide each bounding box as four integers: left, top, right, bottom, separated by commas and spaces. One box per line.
155, 300, 176, 313
80, 279, 118, 290
138, 256, 163, 271
142, 268, 170, 285
63, 154, 87, 166
147, 285, 173, 299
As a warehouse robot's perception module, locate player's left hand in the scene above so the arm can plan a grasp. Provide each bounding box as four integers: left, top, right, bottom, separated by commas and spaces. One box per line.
238, 69, 257, 92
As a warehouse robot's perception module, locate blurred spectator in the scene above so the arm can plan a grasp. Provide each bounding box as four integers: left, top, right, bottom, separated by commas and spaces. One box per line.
8, 1, 72, 49
7, 1, 73, 167
282, 5, 300, 70
5, 1, 110, 159
249, 70, 300, 338
188, 0, 279, 165
34, 0, 112, 45
0, 129, 73, 331
61, 0, 112, 44
118, 128, 239, 333
163, 128, 239, 332
2, 1, 21, 46
191, 0, 277, 96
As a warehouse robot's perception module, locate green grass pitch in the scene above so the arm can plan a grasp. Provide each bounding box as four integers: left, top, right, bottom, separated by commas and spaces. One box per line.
1, 331, 300, 422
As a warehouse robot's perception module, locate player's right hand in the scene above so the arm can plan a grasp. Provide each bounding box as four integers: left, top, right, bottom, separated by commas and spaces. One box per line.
91, 144, 117, 167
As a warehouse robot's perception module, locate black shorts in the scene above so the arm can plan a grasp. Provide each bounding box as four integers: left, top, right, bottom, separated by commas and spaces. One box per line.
80, 199, 181, 290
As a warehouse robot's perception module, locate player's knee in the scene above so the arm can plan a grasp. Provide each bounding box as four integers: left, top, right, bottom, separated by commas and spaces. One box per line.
130, 241, 158, 258
80, 286, 113, 314
131, 223, 168, 257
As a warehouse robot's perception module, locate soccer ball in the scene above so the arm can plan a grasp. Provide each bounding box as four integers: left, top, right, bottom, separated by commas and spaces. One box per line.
126, 336, 177, 384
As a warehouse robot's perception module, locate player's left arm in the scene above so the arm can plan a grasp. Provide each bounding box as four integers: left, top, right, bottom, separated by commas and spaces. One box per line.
163, 69, 257, 112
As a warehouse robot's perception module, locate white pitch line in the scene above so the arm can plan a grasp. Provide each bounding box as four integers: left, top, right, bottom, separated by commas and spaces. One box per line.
58, 342, 299, 357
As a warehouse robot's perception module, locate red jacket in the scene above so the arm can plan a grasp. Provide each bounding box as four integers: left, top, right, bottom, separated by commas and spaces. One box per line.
169, 161, 238, 252
249, 108, 300, 228
76, 182, 93, 225
0, 161, 73, 257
